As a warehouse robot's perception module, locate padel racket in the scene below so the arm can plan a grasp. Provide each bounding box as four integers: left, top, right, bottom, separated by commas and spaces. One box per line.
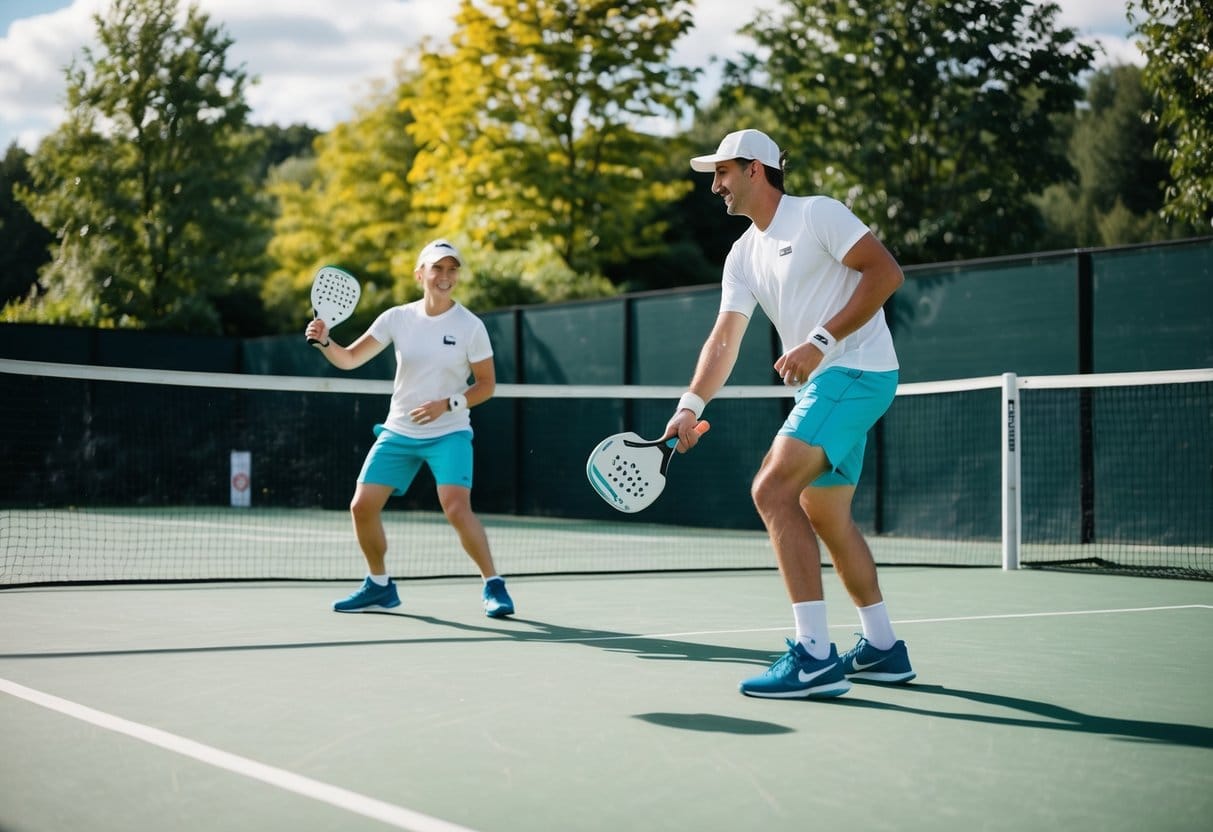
307, 265, 361, 346
586, 421, 710, 513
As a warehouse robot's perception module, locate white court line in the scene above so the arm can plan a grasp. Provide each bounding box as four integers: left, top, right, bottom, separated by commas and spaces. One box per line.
0, 678, 479, 832
556, 604, 1213, 643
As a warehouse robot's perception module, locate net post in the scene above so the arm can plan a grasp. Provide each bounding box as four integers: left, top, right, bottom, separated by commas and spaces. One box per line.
1001, 372, 1021, 570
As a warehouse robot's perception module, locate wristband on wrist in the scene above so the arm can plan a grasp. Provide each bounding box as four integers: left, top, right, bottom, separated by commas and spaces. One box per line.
676, 391, 706, 419
448, 394, 468, 412
807, 325, 837, 355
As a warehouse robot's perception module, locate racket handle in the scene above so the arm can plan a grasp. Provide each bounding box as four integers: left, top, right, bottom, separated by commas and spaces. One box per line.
306, 310, 322, 346
665, 419, 711, 449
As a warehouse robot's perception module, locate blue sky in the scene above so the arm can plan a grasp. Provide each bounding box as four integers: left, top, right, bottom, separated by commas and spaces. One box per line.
0, 0, 73, 31
1, 1, 1142, 152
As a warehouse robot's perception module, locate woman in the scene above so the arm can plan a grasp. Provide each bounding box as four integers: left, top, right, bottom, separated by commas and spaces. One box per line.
304, 239, 514, 618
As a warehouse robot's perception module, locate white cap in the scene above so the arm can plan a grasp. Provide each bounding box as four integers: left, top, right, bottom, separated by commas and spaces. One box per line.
416, 239, 463, 268
690, 129, 782, 173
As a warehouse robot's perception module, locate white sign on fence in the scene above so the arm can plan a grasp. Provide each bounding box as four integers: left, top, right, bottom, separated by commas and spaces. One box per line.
230, 450, 251, 507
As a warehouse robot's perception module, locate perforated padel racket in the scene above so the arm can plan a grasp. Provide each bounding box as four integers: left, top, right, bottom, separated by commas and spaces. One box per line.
586, 421, 710, 513
307, 265, 361, 346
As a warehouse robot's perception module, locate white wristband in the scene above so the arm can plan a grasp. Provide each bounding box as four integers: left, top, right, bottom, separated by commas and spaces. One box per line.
676, 391, 706, 419
448, 394, 467, 412
807, 325, 837, 355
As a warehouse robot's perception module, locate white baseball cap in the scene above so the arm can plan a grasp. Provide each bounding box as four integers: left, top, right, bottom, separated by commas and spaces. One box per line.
690, 129, 782, 173
416, 239, 463, 268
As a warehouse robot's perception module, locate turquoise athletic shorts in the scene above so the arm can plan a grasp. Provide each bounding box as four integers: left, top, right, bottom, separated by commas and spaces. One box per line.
778, 367, 899, 487
358, 425, 474, 495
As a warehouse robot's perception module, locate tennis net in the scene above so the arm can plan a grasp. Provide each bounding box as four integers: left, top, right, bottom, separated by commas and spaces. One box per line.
1, 359, 1209, 585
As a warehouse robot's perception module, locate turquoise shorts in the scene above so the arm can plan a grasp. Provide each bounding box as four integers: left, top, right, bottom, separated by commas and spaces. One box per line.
778, 367, 898, 487
358, 425, 474, 495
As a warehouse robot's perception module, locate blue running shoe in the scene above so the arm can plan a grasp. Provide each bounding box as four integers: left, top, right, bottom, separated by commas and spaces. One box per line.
332, 577, 401, 613
838, 636, 916, 683
739, 639, 851, 699
483, 577, 515, 618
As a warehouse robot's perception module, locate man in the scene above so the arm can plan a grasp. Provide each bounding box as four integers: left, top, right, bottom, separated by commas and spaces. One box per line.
666, 129, 914, 698
305, 239, 515, 618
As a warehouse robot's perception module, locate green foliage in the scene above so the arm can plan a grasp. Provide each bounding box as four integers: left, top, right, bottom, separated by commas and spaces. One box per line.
405, 0, 699, 277
252, 122, 322, 181
723, 0, 1095, 264
0, 144, 53, 306
456, 240, 615, 310
1130, 0, 1213, 228
7, 0, 268, 333
1033, 65, 1199, 247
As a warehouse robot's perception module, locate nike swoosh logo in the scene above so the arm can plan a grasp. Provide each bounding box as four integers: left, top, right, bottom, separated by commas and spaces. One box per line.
797, 663, 837, 683
852, 657, 883, 671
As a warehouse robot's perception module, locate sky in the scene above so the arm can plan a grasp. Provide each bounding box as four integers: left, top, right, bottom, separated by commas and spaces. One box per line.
0, 0, 1144, 153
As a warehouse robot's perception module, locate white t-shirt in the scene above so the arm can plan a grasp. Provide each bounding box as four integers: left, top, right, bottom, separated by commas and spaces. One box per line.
367, 301, 494, 438
720, 195, 899, 377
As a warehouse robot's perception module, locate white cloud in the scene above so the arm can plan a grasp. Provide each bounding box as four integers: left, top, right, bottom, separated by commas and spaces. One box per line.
214, 1, 451, 128
1087, 34, 1146, 68
0, 1, 104, 147
0, 0, 455, 149
1051, 0, 1135, 35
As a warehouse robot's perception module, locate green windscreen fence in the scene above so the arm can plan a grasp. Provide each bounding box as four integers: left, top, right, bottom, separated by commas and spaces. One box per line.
1092, 242, 1213, 372
894, 255, 1079, 381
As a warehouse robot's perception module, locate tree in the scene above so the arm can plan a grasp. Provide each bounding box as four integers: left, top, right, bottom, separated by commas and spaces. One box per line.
0, 144, 53, 307
1130, 0, 1213, 228
8, 0, 268, 333
723, 0, 1096, 264
253, 122, 321, 182
404, 0, 700, 278
1034, 65, 1199, 247
263, 78, 420, 336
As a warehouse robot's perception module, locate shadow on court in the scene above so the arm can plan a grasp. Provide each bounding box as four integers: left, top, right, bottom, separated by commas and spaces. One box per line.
633, 712, 796, 735
829, 683, 1213, 750
626, 684, 1213, 748
0, 612, 778, 667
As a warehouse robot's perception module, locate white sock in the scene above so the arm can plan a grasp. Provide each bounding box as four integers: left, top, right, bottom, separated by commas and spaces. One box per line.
857, 601, 896, 650
368, 574, 390, 587
485, 575, 504, 585
792, 601, 830, 660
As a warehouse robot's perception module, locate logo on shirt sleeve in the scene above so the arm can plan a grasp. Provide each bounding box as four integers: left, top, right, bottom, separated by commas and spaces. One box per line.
443, 335, 457, 345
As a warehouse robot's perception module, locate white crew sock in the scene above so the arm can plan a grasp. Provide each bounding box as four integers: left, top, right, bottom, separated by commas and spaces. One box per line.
857, 601, 897, 650
792, 600, 830, 660
368, 573, 390, 587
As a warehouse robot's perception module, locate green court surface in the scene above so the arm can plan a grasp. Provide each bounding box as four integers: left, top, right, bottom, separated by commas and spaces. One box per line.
2, 568, 1211, 832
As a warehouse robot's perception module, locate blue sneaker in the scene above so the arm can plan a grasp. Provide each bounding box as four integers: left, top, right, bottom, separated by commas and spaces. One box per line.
332, 577, 401, 612
482, 577, 515, 618
739, 639, 851, 699
838, 636, 916, 683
